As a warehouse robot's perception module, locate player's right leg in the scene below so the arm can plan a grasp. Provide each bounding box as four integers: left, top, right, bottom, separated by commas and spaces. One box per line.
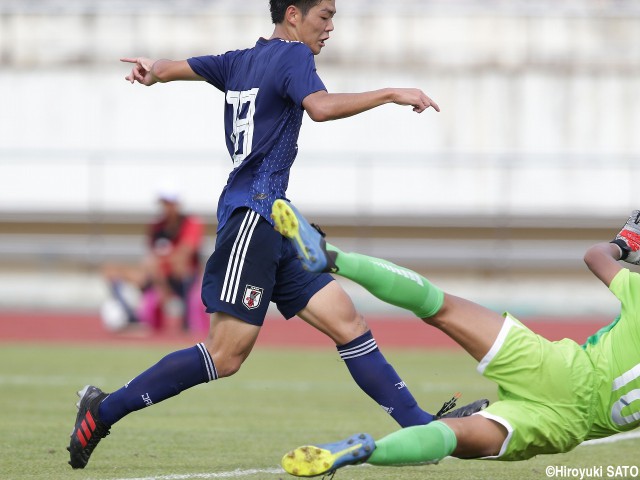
68, 313, 260, 469
68, 209, 273, 469
282, 433, 375, 477
67, 338, 223, 469
282, 416, 507, 477
282, 420, 476, 477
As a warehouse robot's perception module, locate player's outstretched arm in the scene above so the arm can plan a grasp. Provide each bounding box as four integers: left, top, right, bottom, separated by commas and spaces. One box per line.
302, 88, 440, 122
120, 57, 203, 86
586, 210, 640, 286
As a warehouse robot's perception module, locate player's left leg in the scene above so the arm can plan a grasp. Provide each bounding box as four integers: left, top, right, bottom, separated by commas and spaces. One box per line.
272, 236, 435, 427
295, 281, 488, 425
295, 280, 435, 427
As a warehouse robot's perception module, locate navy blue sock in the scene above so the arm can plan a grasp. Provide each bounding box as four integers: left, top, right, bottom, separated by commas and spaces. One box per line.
338, 331, 434, 427
98, 343, 217, 426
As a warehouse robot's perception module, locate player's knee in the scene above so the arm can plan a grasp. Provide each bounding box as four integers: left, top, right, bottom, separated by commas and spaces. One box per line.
442, 417, 506, 459
421, 310, 443, 328
208, 352, 244, 378
202, 340, 250, 378
333, 312, 369, 344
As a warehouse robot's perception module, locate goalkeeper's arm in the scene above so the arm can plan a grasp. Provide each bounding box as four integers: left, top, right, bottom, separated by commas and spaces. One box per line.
584, 242, 623, 288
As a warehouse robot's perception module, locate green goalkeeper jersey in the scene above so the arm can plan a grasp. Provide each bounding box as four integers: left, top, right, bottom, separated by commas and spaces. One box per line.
477, 268, 640, 460
584, 268, 640, 439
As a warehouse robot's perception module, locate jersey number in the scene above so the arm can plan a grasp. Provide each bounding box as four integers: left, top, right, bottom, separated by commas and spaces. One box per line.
226, 88, 259, 167
611, 363, 640, 426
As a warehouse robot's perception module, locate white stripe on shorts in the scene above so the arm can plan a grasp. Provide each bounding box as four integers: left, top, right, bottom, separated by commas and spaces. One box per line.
476, 314, 524, 375
475, 410, 514, 459
220, 210, 260, 304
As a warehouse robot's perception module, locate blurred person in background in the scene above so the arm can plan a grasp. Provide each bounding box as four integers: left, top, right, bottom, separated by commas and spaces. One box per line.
100, 188, 208, 334
67, 0, 486, 470
274, 203, 640, 477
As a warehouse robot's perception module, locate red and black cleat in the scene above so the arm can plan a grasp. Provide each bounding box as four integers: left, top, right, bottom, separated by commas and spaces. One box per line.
67, 385, 110, 469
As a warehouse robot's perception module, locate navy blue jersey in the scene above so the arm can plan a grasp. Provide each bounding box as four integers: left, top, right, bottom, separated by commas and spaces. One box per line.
187, 38, 326, 230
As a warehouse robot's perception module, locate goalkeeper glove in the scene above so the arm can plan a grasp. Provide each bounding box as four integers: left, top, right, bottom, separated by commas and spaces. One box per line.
611, 210, 640, 264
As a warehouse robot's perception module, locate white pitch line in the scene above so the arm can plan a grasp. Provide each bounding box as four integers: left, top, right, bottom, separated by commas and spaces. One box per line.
105, 467, 285, 480
580, 431, 640, 446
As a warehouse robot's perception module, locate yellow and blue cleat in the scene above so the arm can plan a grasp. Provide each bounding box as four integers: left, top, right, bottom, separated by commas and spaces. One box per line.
281, 433, 375, 477
271, 199, 338, 273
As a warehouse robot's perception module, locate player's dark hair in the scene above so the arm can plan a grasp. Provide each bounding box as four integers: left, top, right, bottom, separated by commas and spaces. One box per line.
269, 0, 323, 24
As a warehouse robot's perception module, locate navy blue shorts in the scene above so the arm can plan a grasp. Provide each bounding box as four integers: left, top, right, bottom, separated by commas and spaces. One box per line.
201, 208, 333, 326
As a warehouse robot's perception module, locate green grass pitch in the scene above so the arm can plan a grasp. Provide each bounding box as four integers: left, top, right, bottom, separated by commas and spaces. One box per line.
1, 343, 638, 480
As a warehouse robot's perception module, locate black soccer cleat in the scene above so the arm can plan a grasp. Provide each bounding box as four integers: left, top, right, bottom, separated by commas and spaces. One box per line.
67, 385, 111, 469
435, 393, 489, 419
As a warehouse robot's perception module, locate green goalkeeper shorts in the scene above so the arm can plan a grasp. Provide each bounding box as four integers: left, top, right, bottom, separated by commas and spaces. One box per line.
476, 314, 597, 461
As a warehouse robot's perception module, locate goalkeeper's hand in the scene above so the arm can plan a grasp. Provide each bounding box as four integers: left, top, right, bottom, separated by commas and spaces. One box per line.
611, 210, 640, 264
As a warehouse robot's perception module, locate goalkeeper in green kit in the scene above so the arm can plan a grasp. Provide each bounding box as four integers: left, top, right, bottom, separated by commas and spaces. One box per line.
271, 200, 640, 477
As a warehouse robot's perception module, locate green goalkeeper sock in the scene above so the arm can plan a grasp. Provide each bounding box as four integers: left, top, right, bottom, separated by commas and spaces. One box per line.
368, 421, 457, 466
327, 243, 444, 318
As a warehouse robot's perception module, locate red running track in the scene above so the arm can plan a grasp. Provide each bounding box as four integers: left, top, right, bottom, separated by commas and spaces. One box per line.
0, 310, 611, 349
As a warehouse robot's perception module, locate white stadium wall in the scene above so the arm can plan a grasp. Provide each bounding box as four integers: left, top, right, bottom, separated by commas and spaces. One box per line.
0, 1, 639, 218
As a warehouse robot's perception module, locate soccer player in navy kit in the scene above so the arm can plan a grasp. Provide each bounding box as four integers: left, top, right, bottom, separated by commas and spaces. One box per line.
67, 0, 485, 469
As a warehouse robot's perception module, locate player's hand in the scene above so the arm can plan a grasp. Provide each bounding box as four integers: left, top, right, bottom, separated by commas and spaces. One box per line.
120, 57, 158, 86
390, 88, 440, 113
611, 210, 640, 264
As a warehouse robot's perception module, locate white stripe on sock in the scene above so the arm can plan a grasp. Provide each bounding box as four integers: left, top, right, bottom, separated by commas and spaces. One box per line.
339, 338, 376, 354
197, 343, 217, 381
339, 339, 378, 359
340, 344, 379, 359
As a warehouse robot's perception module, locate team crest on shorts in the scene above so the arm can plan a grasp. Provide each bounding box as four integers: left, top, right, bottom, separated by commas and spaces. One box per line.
243, 285, 263, 310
